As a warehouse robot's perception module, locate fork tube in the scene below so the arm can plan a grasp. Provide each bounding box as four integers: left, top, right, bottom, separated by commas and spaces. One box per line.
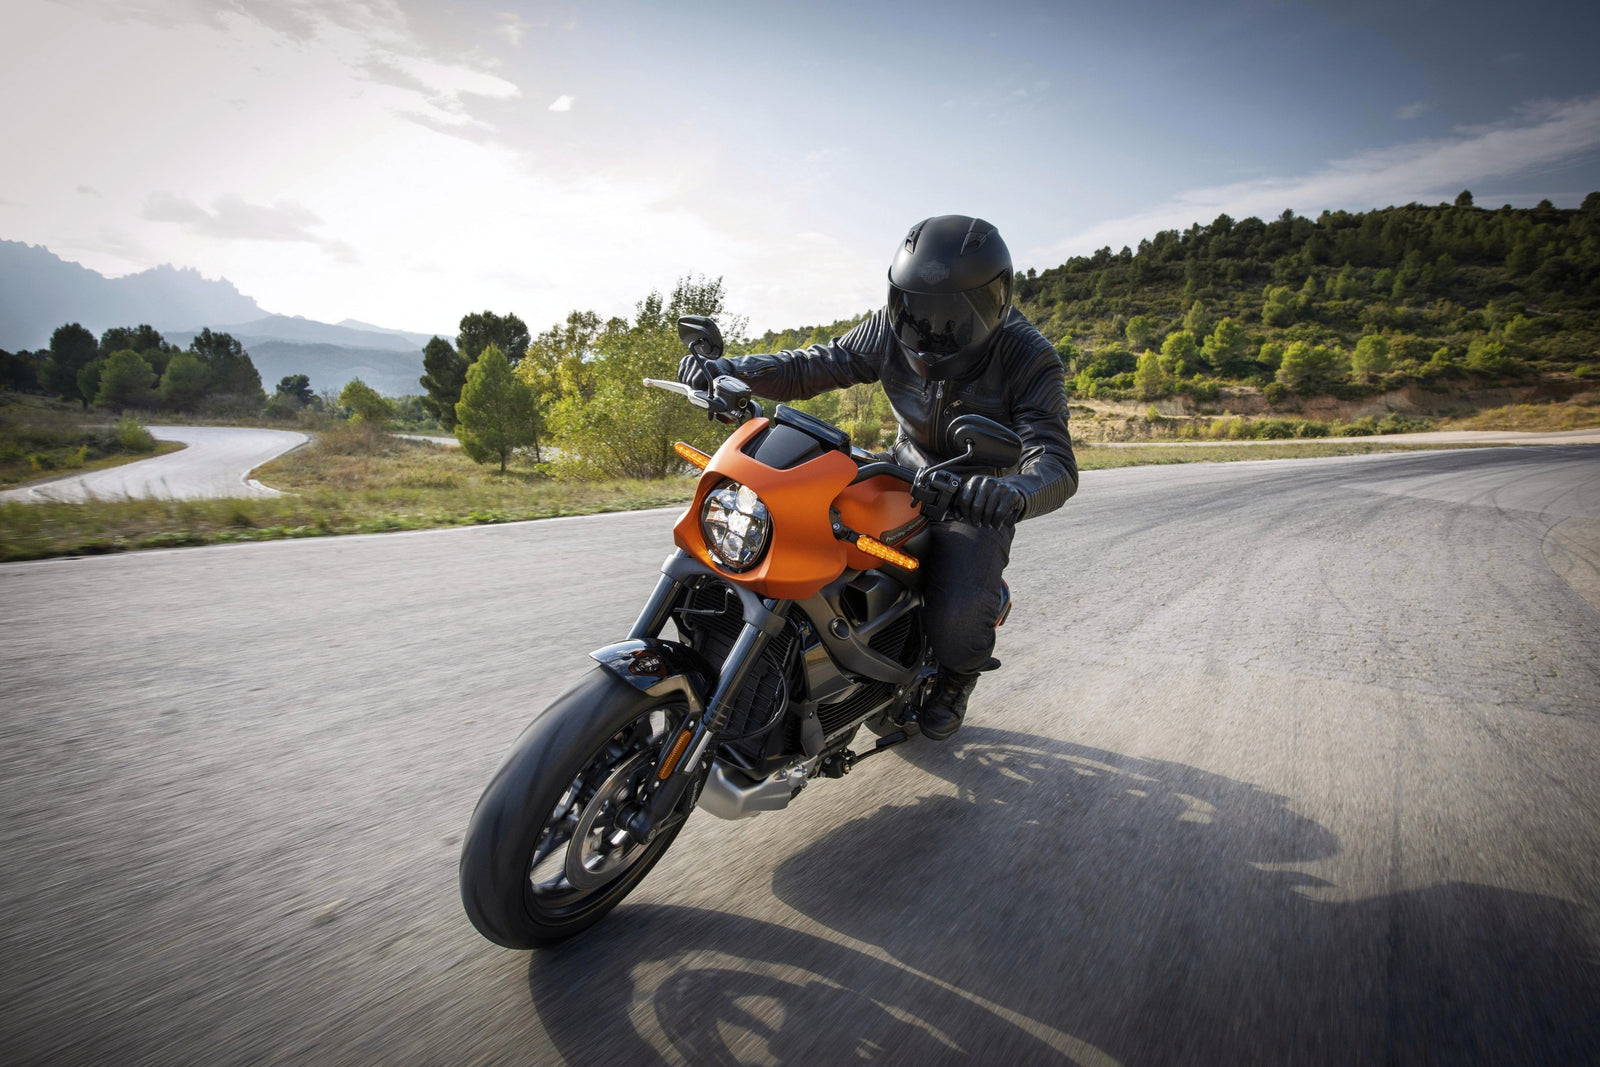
636, 598, 790, 833
628, 570, 684, 640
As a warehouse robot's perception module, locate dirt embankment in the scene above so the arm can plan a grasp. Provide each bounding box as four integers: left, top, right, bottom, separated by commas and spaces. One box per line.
1072, 381, 1599, 442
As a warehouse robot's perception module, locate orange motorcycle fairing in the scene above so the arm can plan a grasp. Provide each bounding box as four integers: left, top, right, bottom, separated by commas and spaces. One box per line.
673, 418, 911, 600
834, 474, 926, 571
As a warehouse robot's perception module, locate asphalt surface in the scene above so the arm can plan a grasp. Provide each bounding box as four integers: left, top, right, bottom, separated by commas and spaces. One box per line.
0, 425, 306, 503
2, 444, 1598, 1065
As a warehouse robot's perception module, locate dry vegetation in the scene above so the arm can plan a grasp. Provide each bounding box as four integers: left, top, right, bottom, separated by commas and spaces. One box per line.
1075, 439, 1501, 470
1437, 393, 1600, 431
0, 424, 697, 562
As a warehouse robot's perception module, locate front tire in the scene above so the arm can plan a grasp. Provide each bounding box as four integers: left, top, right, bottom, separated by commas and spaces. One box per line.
459, 668, 696, 948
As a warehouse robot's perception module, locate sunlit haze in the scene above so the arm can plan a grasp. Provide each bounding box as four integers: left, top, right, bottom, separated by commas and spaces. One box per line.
4, 0, 1598, 335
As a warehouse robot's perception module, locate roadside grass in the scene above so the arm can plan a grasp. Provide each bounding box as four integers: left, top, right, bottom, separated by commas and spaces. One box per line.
0, 395, 178, 487
1075, 439, 1504, 470
0, 425, 695, 562
1436, 396, 1600, 432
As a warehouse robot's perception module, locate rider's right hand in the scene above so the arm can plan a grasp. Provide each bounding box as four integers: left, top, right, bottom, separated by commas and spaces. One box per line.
678, 353, 734, 391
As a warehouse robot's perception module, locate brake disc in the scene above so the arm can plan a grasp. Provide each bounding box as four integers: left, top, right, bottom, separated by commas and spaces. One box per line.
565, 749, 654, 890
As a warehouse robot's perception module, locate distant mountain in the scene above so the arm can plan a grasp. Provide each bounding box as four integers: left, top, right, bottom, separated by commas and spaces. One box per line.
0, 240, 263, 348
1, 240, 440, 395
335, 319, 440, 348
218, 341, 426, 399
170, 315, 430, 354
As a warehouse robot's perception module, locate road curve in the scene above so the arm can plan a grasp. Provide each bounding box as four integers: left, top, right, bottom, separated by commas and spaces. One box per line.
0, 425, 307, 504
1, 445, 1597, 1064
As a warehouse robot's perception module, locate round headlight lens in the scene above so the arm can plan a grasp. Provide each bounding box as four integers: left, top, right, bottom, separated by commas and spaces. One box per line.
700, 482, 772, 571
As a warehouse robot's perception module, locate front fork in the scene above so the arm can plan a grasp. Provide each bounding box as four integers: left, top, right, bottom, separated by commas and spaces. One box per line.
624, 553, 790, 841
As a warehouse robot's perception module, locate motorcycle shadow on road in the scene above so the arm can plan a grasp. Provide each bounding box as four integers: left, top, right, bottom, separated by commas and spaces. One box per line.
527, 728, 1599, 1064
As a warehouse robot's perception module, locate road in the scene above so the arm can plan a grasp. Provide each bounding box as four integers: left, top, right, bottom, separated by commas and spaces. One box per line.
1, 445, 1598, 1065
0, 425, 306, 503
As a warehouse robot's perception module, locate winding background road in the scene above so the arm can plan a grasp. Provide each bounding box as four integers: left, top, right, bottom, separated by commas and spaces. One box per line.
2, 444, 1598, 1064
0, 425, 306, 503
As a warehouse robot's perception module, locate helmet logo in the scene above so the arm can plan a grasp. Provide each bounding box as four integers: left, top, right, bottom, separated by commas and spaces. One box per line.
916, 259, 950, 285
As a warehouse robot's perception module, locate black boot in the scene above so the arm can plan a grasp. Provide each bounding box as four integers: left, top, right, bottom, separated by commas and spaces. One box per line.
918, 668, 980, 742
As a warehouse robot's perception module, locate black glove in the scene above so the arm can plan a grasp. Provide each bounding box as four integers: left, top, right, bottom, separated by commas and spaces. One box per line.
956, 475, 1025, 529
677, 353, 735, 391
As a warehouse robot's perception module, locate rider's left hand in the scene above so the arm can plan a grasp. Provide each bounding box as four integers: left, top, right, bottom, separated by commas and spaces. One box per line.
677, 353, 736, 391
956, 475, 1024, 529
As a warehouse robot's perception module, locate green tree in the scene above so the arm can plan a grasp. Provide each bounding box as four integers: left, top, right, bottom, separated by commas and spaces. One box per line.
275, 374, 314, 405
160, 352, 209, 410
1124, 314, 1158, 350
457, 311, 530, 365
42, 323, 99, 403
76, 359, 104, 410
94, 349, 156, 410
1182, 300, 1213, 337
190, 329, 264, 404
1276, 341, 1349, 391
547, 276, 737, 478
1350, 334, 1392, 382
455, 344, 539, 472
1160, 330, 1199, 377
1465, 338, 1524, 377
419, 336, 468, 430
99, 324, 172, 376
0, 348, 42, 392
1200, 318, 1248, 376
1455, 190, 1474, 208
339, 378, 396, 424
1257, 340, 1285, 372
1133, 349, 1172, 400
1262, 285, 1295, 326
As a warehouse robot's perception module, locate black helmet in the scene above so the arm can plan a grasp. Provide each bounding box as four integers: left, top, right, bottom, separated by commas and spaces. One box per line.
887, 215, 1012, 381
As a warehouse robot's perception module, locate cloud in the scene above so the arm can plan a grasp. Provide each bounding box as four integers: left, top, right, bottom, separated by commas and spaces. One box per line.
140, 193, 358, 262
1035, 94, 1600, 262
494, 12, 526, 45
548, 94, 574, 112
76, 185, 101, 196
1393, 100, 1428, 120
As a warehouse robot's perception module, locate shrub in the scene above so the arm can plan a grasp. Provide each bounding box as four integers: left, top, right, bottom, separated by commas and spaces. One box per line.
113, 418, 156, 453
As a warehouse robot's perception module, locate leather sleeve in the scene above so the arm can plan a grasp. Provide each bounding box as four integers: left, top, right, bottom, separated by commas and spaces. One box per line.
721, 310, 887, 401
1008, 349, 1079, 520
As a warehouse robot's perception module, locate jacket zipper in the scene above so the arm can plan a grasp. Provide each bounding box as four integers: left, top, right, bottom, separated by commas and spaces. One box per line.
933, 381, 946, 453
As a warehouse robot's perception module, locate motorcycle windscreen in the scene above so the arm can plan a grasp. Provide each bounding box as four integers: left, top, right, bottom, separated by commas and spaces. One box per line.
887, 274, 1009, 362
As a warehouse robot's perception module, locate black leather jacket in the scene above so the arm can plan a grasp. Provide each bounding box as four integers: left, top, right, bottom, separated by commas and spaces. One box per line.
721, 306, 1078, 520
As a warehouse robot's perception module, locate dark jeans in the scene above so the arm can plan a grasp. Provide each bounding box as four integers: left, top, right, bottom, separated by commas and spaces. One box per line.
921, 519, 1015, 674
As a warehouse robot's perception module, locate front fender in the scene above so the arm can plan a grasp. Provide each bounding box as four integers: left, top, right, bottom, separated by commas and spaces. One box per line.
590, 638, 714, 718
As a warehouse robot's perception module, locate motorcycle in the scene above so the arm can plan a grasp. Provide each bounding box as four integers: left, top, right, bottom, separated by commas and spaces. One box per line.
459, 314, 1023, 948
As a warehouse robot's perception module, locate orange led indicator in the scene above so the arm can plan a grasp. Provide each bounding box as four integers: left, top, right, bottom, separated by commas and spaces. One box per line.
674, 441, 711, 470
659, 728, 696, 779
855, 535, 919, 571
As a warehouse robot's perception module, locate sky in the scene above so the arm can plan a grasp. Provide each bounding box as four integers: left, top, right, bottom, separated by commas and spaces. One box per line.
3, 0, 1600, 336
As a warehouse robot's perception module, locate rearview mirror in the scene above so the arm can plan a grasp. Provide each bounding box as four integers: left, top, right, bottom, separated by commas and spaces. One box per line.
677, 315, 724, 358
948, 414, 1023, 469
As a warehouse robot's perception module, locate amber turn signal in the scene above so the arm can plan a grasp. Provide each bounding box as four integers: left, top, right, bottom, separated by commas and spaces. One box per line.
855, 534, 919, 571
674, 442, 711, 470
658, 727, 696, 779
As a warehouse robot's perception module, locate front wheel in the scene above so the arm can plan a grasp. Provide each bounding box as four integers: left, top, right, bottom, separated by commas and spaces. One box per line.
459, 668, 697, 948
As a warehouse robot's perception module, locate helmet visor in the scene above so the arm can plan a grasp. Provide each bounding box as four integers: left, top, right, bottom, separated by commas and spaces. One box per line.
888, 274, 1010, 360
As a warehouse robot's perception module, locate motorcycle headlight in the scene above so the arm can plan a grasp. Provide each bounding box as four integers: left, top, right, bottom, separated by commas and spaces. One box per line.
701, 482, 772, 571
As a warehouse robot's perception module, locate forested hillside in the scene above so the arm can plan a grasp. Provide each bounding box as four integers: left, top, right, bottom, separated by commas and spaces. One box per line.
749, 193, 1600, 406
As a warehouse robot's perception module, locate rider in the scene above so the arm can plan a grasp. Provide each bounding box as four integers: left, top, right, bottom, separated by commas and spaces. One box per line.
679, 215, 1078, 740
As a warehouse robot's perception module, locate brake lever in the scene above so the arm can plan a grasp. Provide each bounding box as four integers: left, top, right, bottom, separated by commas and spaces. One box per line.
642, 377, 711, 409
